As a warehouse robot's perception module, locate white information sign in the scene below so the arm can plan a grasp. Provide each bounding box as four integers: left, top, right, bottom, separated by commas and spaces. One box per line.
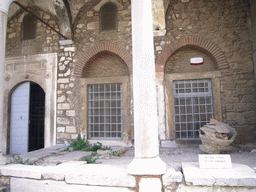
199, 154, 232, 169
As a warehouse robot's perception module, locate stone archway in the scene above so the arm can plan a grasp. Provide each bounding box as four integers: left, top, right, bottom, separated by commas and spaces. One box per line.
155, 35, 229, 73
78, 46, 132, 146
9, 81, 45, 154
2, 53, 57, 154
74, 42, 132, 77
158, 36, 225, 141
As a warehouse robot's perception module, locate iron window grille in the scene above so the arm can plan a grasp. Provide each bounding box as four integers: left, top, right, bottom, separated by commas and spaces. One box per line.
173, 79, 213, 140
88, 84, 123, 139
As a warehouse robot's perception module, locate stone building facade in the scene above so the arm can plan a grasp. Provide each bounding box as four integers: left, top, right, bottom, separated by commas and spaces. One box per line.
1, 0, 255, 155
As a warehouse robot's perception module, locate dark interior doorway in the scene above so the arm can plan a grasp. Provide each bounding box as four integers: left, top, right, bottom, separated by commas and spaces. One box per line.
28, 82, 45, 152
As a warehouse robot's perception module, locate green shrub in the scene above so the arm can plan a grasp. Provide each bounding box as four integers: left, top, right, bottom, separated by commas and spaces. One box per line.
81, 153, 99, 164
102, 146, 112, 150
111, 150, 121, 156
90, 142, 102, 151
65, 135, 112, 152
12, 155, 30, 165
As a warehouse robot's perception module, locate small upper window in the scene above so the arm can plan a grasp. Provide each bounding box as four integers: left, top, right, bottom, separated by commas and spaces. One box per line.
100, 2, 117, 31
22, 14, 36, 40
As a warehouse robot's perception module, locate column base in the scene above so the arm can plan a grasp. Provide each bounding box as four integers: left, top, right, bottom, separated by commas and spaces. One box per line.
127, 156, 166, 175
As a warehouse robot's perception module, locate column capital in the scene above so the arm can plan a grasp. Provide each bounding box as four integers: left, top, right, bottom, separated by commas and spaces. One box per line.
0, 0, 16, 15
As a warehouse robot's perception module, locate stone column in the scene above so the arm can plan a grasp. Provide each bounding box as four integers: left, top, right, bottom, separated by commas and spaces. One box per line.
128, 0, 166, 191
0, 0, 15, 160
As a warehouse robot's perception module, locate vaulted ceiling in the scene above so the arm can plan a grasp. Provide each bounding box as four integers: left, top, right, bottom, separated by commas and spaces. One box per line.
8, 0, 97, 39
7, 0, 170, 39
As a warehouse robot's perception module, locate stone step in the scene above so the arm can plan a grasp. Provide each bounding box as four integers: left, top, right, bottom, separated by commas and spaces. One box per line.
182, 162, 256, 187
0, 161, 136, 188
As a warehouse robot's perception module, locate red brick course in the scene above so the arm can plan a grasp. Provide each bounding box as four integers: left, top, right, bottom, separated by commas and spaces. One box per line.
74, 42, 132, 77
155, 36, 229, 72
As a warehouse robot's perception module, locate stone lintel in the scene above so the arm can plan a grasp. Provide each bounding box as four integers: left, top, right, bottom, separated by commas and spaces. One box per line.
127, 156, 166, 176
182, 162, 256, 187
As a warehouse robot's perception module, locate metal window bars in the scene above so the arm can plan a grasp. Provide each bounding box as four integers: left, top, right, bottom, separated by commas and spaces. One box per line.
88, 84, 123, 139
173, 79, 213, 140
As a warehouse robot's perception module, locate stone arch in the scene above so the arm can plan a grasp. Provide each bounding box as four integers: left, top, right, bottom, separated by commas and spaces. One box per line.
94, 0, 123, 11
5, 74, 47, 104
74, 43, 132, 77
155, 36, 229, 73
2, 74, 52, 154
81, 51, 129, 78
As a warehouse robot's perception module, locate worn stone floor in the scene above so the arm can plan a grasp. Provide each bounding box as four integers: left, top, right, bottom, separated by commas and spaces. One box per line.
4, 143, 256, 172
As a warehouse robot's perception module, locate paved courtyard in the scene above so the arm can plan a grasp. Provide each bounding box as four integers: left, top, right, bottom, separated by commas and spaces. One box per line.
5, 143, 256, 171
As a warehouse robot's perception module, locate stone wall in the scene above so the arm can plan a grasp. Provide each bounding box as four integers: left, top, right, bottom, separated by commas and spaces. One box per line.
66, 0, 133, 144
165, 49, 216, 73
155, 0, 255, 143
56, 43, 78, 144
6, 7, 59, 57
82, 52, 129, 78
74, 0, 132, 56
250, 0, 256, 79
4, 0, 255, 145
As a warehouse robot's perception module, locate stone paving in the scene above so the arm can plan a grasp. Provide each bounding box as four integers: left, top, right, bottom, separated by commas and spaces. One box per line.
5, 143, 256, 171
1, 144, 256, 192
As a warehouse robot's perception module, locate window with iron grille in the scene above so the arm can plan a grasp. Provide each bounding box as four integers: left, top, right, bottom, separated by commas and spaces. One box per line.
88, 84, 122, 139
173, 79, 213, 140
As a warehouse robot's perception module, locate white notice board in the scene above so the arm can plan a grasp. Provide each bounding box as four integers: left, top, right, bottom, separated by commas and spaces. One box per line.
199, 154, 232, 169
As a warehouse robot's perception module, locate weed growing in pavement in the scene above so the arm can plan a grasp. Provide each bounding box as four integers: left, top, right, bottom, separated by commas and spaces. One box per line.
12, 155, 30, 165
64, 135, 112, 152
81, 153, 99, 164
111, 151, 121, 156
102, 146, 112, 151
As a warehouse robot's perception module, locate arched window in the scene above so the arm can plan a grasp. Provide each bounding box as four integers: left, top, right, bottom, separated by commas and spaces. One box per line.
100, 2, 117, 31
22, 14, 37, 40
